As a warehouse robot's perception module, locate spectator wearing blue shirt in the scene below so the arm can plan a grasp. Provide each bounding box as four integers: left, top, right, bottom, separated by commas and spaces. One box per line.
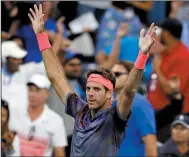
111, 61, 157, 156
17, 2, 68, 63
95, 6, 142, 55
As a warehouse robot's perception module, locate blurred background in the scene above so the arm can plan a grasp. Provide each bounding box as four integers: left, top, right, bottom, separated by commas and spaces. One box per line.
1, 1, 189, 157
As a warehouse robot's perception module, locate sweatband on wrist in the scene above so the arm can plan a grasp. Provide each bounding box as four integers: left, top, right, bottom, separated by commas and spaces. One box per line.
87, 74, 113, 90
37, 32, 51, 52
135, 51, 149, 69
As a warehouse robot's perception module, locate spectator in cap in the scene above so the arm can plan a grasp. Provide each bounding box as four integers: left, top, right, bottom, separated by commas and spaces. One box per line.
8, 74, 68, 157
47, 49, 85, 156
8, 35, 26, 50
2, 40, 46, 86
159, 114, 189, 157
148, 18, 189, 113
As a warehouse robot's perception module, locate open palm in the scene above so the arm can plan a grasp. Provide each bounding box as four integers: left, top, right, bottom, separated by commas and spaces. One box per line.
139, 23, 157, 54
28, 4, 44, 35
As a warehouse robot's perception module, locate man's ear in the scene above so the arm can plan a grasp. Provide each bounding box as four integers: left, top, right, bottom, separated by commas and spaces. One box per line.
106, 90, 113, 99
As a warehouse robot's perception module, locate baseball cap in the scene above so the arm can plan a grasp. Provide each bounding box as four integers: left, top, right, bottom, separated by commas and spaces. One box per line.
159, 18, 182, 39
2, 41, 27, 59
171, 114, 189, 128
27, 74, 51, 89
64, 49, 83, 64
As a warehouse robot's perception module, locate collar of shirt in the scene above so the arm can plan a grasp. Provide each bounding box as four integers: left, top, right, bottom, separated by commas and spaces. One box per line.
2, 63, 13, 77
24, 105, 49, 125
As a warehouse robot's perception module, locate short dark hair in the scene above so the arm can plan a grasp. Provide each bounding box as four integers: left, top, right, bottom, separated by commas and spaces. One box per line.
1, 99, 10, 122
160, 18, 183, 39
8, 35, 26, 49
116, 60, 134, 73
87, 68, 116, 89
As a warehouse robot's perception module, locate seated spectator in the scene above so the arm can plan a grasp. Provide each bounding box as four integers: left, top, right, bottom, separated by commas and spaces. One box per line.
147, 18, 189, 113
1, 99, 19, 156
9, 74, 67, 156
8, 35, 26, 50
17, 2, 68, 63
159, 114, 189, 157
111, 61, 157, 156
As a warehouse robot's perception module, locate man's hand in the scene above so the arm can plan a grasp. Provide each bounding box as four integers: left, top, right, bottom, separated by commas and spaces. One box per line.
139, 23, 157, 54
116, 23, 128, 39
153, 55, 162, 72
3, 131, 15, 150
56, 16, 65, 34
28, 4, 45, 35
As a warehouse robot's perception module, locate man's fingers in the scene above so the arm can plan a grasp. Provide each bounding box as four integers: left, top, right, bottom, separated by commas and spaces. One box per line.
28, 13, 34, 22
147, 23, 154, 35
140, 29, 145, 38
29, 8, 36, 19
34, 4, 39, 14
39, 4, 43, 15
40, 14, 45, 21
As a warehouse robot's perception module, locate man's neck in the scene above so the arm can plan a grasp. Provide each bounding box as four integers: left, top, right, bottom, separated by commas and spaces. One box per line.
90, 100, 111, 119
177, 142, 189, 155
28, 105, 45, 121
115, 88, 122, 100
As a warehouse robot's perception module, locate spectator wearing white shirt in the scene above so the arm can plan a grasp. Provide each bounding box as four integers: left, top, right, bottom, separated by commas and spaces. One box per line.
2, 41, 46, 86
9, 74, 67, 157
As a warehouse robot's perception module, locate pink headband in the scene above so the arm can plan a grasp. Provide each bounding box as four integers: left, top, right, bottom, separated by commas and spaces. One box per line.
87, 74, 113, 90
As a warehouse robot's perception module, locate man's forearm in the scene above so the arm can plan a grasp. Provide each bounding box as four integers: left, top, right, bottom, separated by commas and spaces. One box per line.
40, 34, 71, 104
100, 37, 121, 69
143, 135, 158, 157
118, 67, 143, 116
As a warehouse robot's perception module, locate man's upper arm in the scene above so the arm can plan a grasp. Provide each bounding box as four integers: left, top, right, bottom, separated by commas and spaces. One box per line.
113, 105, 131, 131
41, 48, 72, 104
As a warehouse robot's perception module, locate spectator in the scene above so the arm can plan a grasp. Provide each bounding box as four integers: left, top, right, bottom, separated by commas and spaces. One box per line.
159, 114, 189, 157
1, 99, 19, 156
9, 74, 67, 156
8, 35, 26, 50
2, 41, 45, 86
95, 3, 142, 56
111, 61, 157, 156
156, 76, 184, 142
147, 18, 189, 113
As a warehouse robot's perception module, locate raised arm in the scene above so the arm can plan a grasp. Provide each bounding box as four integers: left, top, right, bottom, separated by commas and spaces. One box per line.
100, 23, 128, 69
28, 4, 72, 104
117, 23, 157, 117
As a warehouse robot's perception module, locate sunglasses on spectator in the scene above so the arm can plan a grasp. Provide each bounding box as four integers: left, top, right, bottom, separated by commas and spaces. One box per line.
28, 126, 36, 141
113, 72, 129, 77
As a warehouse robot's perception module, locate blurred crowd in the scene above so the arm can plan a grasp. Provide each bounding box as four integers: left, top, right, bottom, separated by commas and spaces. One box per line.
1, 1, 189, 157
